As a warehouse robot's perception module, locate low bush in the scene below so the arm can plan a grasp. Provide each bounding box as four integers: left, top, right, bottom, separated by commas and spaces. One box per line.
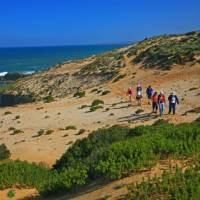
43, 95, 54, 103
90, 105, 103, 112
7, 190, 15, 198
127, 166, 200, 199
65, 125, 77, 130
11, 128, 23, 135
4, 111, 12, 115
45, 130, 54, 135
0, 144, 11, 160
91, 99, 104, 107
101, 90, 111, 96
33, 129, 44, 138
73, 91, 85, 98
14, 115, 20, 120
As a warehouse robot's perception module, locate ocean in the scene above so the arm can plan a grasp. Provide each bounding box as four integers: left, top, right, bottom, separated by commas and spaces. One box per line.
0, 44, 124, 75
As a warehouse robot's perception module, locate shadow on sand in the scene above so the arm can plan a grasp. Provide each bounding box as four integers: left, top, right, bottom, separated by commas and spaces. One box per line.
18, 178, 123, 200
118, 112, 158, 123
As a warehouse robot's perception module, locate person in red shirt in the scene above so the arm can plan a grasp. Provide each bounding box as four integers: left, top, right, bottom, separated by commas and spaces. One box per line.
152, 91, 158, 113
126, 87, 133, 105
158, 91, 166, 116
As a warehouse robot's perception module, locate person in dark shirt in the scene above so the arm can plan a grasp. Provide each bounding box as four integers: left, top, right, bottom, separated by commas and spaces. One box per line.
168, 91, 179, 115
146, 85, 154, 105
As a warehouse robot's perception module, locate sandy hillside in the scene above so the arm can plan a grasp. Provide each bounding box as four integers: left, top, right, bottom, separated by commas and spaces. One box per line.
0, 55, 200, 166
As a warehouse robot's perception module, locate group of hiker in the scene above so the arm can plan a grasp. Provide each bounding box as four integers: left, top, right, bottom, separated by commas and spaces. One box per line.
126, 85, 179, 116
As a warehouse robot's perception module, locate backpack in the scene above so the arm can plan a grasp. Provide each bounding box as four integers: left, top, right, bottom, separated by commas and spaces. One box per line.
159, 94, 165, 103
128, 88, 132, 95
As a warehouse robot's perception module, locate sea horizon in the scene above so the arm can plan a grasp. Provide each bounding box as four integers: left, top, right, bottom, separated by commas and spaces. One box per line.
0, 44, 126, 75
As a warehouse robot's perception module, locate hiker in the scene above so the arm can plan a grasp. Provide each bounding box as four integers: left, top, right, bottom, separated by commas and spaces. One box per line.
126, 87, 133, 105
158, 91, 166, 116
152, 91, 158, 113
136, 84, 142, 106
146, 85, 154, 105
168, 91, 179, 115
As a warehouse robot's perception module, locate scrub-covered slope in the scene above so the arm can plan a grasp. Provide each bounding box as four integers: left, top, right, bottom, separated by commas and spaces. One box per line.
2, 30, 200, 101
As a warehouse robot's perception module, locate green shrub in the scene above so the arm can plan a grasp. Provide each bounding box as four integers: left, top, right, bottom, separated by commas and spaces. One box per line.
91, 99, 104, 107
53, 125, 129, 171
73, 91, 85, 98
54, 121, 200, 181
43, 95, 54, 103
15, 115, 20, 120
9, 127, 23, 134
7, 190, 15, 198
45, 130, 54, 135
12, 129, 23, 135
8, 127, 15, 131
101, 90, 111, 96
33, 129, 44, 138
4, 111, 12, 115
127, 166, 200, 199
65, 125, 77, 130
90, 105, 103, 112
0, 144, 11, 160
89, 99, 105, 112
105, 108, 110, 112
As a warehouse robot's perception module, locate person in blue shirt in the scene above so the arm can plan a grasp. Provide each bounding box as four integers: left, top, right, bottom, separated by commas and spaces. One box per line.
146, 85, 154, 105
168, 91, 179, 115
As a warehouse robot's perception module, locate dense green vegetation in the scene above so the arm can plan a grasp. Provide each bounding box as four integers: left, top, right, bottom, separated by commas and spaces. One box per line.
128, 31, 200, 69
0, 119, 200, 197
127, 166, 200, 200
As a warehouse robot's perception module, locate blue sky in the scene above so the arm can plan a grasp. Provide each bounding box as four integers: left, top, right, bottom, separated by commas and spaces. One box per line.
0, 0, 200, 47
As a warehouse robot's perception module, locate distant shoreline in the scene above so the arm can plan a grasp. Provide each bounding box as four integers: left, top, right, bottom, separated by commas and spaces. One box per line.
0, 44, 125, 74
